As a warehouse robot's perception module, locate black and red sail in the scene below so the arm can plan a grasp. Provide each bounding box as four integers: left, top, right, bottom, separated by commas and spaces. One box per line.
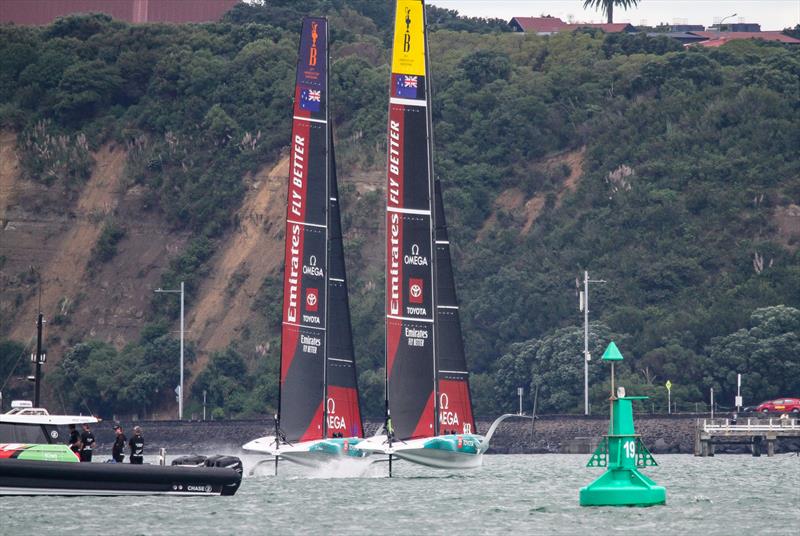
280, 16, 328, 443
279, 17, 362, 443
385, 0, 436, 441
325, 138, 363, 439
385, 0, 476, 441
434, 180, 475, 435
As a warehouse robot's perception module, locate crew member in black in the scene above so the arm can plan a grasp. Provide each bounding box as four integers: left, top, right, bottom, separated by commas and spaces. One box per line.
111, 425, 127, 463
67, 423, 81, 454
129, 425, 144, 464
79, 423, 95, 462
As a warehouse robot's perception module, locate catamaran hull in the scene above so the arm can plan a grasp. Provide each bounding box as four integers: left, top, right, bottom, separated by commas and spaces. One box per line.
392, 448, 482, 470
0, 458, 242, 496
355, 435, 485, 470
243, 436, 367, 468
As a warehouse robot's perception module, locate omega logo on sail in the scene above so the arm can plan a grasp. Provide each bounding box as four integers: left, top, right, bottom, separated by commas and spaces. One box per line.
439, 392, 460, 426
404, 243, 428, 265
326, 397, 346, 430
304, 254, 323, 277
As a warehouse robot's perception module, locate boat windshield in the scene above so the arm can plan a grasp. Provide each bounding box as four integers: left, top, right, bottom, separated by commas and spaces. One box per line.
0, 422, 51, 443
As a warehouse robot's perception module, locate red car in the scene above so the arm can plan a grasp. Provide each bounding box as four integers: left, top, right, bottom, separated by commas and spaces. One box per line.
755, 398, 800, 414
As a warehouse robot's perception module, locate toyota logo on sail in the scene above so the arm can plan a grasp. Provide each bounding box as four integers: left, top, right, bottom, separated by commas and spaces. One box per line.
409, 278, 423, 304
305, 288, 318, 311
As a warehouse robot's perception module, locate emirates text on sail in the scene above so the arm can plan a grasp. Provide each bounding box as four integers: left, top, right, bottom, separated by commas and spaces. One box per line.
389, 212, 401, 315
286, 223, 302, 323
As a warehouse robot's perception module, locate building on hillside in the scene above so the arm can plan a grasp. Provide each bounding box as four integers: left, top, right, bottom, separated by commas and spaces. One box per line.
509, 16, 567, 35
670, 24, 705, 32
563, 23, 637, 33
647, 31, 708, 45
0, 0, 240, 25
687, 31, 800, 47
509, 16, 636, 35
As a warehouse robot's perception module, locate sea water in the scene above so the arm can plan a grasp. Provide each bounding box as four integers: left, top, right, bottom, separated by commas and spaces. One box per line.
1, 454, 798, 535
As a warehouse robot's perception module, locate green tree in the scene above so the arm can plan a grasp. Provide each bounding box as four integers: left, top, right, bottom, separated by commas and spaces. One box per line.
700, 306, 800, 405
583, 0, 640, 24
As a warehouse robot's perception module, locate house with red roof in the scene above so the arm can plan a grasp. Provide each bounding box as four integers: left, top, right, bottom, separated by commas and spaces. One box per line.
509, 16, 636, 35
509, 16, 568, 35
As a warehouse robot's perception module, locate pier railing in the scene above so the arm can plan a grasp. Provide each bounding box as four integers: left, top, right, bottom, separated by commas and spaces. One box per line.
695, 417, 800, 457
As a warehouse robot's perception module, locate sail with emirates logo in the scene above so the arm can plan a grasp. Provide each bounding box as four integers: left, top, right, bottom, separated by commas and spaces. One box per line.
353, 0, 524, 471
243, 17, 365, 470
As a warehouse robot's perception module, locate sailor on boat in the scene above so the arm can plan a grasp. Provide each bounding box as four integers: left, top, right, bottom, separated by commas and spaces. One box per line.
67, 423, 81, 454
79, 422, 95, 462
129, 426, 144, 464
111, 425, 126, 463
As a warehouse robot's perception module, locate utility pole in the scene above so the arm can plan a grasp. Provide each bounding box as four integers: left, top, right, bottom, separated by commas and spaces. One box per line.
154, 281, 185, 420
579, 271, 606, 415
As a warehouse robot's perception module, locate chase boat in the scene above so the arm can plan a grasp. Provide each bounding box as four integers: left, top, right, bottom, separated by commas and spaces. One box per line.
0, 404, 242, 496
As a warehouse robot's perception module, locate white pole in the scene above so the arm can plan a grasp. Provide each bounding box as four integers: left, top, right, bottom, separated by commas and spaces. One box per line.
736, 373, 742, 412
583, 270, 589, 416
179, 281, 184, 421
203, 389, 206, 421
710, 387, 714, 420
517, 387, 523, 415
668, 389, 671, 414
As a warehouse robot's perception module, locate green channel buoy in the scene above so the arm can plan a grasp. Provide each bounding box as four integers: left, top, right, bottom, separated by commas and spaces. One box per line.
579, 341, 666, 507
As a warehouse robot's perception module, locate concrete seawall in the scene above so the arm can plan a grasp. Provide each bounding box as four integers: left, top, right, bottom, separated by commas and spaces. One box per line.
86, 414, 800, 456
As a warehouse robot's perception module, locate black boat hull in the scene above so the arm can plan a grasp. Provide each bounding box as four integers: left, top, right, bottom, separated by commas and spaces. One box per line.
0, 459, 242, 496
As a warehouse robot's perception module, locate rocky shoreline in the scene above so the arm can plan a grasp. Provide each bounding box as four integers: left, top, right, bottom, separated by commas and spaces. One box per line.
88, 414, 799, 456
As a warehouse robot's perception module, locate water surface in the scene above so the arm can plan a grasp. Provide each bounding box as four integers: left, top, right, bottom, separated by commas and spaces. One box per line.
2, 454, 798, 535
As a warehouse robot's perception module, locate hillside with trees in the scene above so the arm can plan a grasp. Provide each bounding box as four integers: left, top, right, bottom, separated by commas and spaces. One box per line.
1, 0, 798, 419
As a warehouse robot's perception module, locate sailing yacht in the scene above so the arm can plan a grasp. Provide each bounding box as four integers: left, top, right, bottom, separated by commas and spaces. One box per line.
353, 0, 517, 470
243, 17, 365, 469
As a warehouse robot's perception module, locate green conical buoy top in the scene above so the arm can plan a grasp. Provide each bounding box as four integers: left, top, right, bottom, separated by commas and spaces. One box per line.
601, 341, 624, 361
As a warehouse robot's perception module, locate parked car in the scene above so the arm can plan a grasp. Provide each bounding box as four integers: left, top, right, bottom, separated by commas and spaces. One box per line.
754, 398, 800, 414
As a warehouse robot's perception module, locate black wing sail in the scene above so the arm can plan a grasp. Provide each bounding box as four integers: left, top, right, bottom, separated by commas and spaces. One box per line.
434, 180, 476, 434
324, 132, 364, 439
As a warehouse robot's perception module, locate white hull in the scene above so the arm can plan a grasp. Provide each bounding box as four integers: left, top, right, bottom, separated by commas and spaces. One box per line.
354, 435, 484, 470
242, 436, 367, 468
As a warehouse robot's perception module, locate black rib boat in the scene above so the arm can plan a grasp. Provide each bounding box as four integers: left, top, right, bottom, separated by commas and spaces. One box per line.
0, 406, 242, 496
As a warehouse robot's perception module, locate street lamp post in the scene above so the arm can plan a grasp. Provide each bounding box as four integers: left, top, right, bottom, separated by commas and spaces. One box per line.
716, 12, 737, 34
579, 271, 606, 415
154, 281, 185, 420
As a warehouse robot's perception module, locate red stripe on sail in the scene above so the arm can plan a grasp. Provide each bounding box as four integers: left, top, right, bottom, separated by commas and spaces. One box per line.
299, 400, 324, 442
325, 385, 363, 438
410, 390, 436, 439
437, 379, 475, 435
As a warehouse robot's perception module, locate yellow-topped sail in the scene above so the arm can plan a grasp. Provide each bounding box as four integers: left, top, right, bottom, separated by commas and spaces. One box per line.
391, 0, 426, 76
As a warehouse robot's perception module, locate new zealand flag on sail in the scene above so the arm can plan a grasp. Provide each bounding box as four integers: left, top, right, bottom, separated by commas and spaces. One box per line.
394, 74, 418, 98
300, 87, 322, 112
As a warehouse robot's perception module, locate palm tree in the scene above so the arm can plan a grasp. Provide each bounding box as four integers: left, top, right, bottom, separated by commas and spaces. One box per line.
583, 0, 640, 24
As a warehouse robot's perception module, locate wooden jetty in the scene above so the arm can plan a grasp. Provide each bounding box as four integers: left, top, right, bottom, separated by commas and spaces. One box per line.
695, 417, 800, 456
